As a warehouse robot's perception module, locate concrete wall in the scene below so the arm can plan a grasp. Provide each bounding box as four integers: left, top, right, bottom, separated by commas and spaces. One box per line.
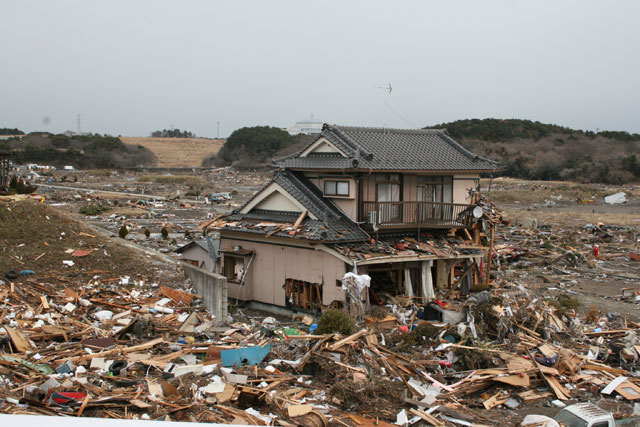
181, 263, 228, 320
220, 236, 348, 307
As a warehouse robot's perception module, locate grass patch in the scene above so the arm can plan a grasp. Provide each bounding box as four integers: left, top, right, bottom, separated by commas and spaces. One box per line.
137, 175, 206, 186
483, 183, 610, 204
87, 169, 113, 177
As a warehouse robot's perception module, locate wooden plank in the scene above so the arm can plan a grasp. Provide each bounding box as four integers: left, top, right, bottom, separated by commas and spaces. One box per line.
287, 404, 313, 417
483, 392, 508, 410
293, 210, 307, 228
4, 326, 32, 352
544, 374, 571, 400
493, 373, 530, 387
67, 337, 164, 362
328, 329, 368, 351
408, 408, 444, 426
76, 394, 90, 417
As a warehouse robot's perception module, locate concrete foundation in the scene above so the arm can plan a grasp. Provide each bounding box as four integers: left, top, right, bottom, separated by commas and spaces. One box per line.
182, 263, 228, 320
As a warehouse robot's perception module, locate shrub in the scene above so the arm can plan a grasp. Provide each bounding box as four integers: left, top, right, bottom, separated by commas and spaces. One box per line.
7, 176, 37, 194
551, 294, 581, 310
118, 225, 128, 239
79, 203, 109, 216
144, 228, 151, 238
391, 322, 441, 352
161, 226, 169, 239
315, 309, 355, 335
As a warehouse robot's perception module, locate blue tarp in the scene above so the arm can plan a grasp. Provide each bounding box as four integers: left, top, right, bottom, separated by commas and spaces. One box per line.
220, 344, 272, 367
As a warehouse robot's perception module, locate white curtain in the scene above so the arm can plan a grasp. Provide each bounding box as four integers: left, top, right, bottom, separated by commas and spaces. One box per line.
404, 268, 414, 298
421, 260, 435, 302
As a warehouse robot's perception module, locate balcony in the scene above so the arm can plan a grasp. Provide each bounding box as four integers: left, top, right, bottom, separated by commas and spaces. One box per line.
361, 201, 474, 230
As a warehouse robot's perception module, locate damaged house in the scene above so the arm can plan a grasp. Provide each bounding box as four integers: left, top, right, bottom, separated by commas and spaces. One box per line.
204, 125, 500, 312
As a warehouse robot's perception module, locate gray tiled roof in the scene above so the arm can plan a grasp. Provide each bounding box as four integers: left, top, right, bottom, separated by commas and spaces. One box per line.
275, 125, 499, 171
220, 171, 369, 243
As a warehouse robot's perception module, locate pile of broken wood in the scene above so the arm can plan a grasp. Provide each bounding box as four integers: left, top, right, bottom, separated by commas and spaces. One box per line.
3, 270, 640, 426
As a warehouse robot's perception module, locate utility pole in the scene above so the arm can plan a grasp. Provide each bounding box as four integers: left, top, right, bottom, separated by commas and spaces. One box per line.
217, 121, 220, 139
77, 114, 81, 135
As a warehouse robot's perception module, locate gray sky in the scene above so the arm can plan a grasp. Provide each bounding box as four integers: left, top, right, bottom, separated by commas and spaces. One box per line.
2, 0, 639, 137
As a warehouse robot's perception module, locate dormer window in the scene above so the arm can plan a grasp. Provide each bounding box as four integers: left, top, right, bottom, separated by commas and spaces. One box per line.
324, 180, 349, 196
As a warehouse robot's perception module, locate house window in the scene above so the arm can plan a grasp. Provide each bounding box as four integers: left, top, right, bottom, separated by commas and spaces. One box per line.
223, 255, 245, 283
417, 175, 453, 203
324, 180, 349, 196
375, 174, 401, 202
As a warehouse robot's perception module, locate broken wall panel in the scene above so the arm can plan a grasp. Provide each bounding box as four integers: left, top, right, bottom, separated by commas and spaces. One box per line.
221, 237, 346, 306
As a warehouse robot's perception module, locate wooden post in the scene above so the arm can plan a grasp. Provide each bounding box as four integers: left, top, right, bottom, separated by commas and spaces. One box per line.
485, 224, 495, 285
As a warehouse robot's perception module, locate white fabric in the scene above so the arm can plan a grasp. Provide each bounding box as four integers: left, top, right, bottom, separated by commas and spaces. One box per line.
403, 268, 413, 298
520, 415, 559, 427
421, 260, 435, 301
342, 272, 371, 301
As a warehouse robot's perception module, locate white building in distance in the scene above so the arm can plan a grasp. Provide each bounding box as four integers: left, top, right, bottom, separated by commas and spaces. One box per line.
286, 116, 323, 136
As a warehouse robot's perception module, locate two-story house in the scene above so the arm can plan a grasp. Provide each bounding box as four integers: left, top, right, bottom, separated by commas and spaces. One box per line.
205, 125, 499, 312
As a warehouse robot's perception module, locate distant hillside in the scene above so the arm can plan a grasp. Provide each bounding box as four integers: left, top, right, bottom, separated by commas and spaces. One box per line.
0, 133, 155, 169
428, 119, 640, 184
121, 137, 224, 168
204, 126, 312, 168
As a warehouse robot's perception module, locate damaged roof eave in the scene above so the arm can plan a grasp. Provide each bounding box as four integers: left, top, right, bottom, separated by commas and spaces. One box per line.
342, 250, 488, 266
277, 167, 503, 174
218, 229, 369, 246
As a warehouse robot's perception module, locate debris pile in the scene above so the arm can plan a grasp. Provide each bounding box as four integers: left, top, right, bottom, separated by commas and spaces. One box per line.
2, 268, 640, 425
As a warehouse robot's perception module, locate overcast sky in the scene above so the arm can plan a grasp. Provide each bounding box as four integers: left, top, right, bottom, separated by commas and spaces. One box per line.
2, 1, 639, 137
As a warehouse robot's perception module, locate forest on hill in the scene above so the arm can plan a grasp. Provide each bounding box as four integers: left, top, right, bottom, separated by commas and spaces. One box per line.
429, 119, 640, 184
0, 132, 155, 169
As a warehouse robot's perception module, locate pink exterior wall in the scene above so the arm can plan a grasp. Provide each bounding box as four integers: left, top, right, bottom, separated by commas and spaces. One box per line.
220, 236, 348, 307
453, 175, 479, 204
304, 173, 357, 221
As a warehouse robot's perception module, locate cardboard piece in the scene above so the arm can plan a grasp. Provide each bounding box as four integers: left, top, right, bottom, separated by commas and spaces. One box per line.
287, 404, 313, 417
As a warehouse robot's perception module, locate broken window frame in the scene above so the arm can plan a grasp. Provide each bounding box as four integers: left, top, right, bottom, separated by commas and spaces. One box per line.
223, 255, 245, 284
284, 278, 323, 310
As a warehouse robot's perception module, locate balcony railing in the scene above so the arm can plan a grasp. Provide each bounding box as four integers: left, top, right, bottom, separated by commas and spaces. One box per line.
361, 201, 473, 229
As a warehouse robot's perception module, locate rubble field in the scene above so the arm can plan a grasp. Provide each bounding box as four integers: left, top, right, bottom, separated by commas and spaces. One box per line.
1, 171, 640, 426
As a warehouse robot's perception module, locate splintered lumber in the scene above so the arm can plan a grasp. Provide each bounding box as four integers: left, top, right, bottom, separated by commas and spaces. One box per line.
4, 326, 33, 352
161, 286, 199, 306
293, 209, 307, 228
519, 390, 553, 401
582, 363, 628, 376
328, 329, 368, 351
544, 374, 571, 400
67, 337, 164, 362
493, 373, 530, 387
77, 394, 90, 417
408, 408, 444, 426
483, 392, 509, 410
